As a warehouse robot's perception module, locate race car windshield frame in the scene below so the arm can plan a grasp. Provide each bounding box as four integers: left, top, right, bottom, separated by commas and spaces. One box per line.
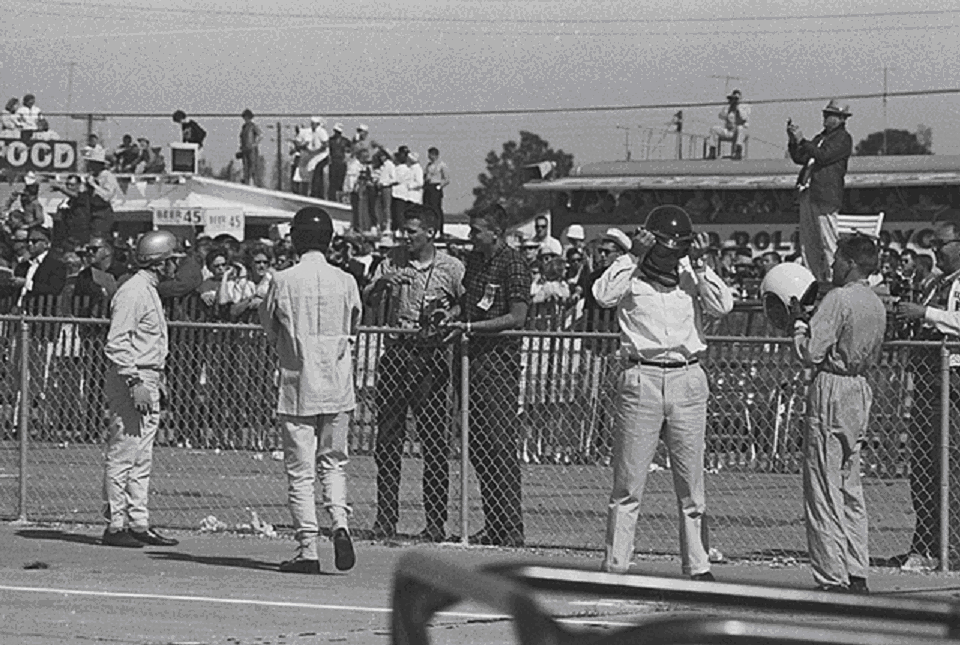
391, 553, 960, 645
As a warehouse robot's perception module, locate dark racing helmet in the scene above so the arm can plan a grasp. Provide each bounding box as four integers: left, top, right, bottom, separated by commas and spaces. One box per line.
291, 206, 334, 254
644, 205, 694, 250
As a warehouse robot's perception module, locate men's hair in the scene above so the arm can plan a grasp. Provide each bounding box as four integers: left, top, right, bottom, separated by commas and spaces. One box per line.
428, 147, 439, 155
761, 251, 781, 264
535, 214, 548, 224
4, 98, 17, 112
900, 248, 917, 261
27, 226, 51, 241
172, 110, 186, 123
837, 235, 879, 275
472, 203, 509, 235
242, 109, 254, 119
403, 204, 439, 232
204, 249, 230, 271
23, 94, 34, 103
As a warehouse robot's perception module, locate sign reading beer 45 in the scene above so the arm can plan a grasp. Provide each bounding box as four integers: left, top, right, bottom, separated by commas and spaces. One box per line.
0, 140, 77, 172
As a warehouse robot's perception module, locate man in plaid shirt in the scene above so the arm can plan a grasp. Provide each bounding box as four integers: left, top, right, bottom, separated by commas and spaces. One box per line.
448, 203, 531, 547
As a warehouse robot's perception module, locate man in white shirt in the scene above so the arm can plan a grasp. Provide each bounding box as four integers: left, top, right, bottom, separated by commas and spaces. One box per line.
709, 89, 750, 160
593, 205, 733, 579
405, 152, 424, 206
15, 94, 41, 134
303, 117, 329, 199
392, 146, 412, 229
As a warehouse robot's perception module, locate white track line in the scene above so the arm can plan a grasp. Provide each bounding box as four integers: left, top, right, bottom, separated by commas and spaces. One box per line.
0, 584, 636, 627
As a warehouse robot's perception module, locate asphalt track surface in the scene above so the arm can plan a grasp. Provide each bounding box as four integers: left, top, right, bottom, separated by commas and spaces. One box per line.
3, 523, 960, 645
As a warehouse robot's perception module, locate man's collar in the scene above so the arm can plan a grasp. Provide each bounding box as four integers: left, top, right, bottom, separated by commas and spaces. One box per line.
31, 250, 48, 265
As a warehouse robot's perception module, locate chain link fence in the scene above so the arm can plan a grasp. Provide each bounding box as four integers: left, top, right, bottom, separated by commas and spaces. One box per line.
0, 304, 958, 567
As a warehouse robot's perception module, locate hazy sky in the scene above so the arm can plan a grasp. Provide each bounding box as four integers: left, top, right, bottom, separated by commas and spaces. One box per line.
3, 0, 960, 214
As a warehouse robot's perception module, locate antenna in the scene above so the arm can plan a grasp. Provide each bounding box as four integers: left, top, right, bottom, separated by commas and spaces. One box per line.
710, 74, 743, 94
615, 125, 631, 161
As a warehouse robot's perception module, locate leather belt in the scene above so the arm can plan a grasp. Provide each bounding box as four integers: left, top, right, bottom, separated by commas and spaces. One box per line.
629, 357, 699, 369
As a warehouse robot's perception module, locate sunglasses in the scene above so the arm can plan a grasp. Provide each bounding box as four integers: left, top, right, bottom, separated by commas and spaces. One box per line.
28, 239, 46, 244
252, 259, 269, 265
597, 248, 618, 256
211, 262, 227, 269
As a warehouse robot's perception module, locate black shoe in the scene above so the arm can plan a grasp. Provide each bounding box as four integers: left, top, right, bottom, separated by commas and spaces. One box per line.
415, 525, 447, 543
102, 528, 144, 548
848, 576, 869, 594
369, 519, 396, 540
691, 571, 715, 582
130, 528, 179, 547
469, 529, 525, 548
279, 557, 321, 574
333, 528, 355, 572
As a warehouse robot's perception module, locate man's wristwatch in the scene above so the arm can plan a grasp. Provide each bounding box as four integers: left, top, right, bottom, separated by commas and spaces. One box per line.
126, 376, 143, 389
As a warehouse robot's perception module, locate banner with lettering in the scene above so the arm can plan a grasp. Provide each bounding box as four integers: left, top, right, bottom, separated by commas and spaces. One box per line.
0, 140, 77, 172
151, 207, 245, 241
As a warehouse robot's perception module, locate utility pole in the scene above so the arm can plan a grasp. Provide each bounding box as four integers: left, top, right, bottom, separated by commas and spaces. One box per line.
615, 125, 631, 161
673, 111, 684, 160
65, 61, 76, 138
276, 121, 282, 191
70, 113, 106, 142
882, 65, 889, 155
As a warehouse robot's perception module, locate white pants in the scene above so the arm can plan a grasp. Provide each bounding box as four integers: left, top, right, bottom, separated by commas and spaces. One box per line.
282, 412, 351, 560
798, 194, 839, 284
102, 368, 161, 531
603, 363, 711, 576
710, 124, 748, 149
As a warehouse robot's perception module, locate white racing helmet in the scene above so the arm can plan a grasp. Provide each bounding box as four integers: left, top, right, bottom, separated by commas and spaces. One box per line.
759, 263, 818, 330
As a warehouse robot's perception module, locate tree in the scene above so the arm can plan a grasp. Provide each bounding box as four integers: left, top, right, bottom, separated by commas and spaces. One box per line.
472, 131, 574, 225
854, 126, 932, 156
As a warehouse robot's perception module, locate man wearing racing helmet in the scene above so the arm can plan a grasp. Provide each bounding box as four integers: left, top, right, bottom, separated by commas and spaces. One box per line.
260, 207, 361, 574
101, 230, 183, 548
592, 205, 734, 579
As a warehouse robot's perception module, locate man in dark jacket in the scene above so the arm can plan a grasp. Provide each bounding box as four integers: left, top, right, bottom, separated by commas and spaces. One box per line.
788, 100, 853, 284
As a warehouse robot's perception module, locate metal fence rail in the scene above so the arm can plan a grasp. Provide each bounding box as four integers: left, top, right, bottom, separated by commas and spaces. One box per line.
0, 313, 956, 568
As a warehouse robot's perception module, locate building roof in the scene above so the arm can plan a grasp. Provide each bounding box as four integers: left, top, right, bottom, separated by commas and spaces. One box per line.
524, 155, 960, 192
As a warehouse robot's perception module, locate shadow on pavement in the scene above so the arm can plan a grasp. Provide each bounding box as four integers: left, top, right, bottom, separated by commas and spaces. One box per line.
149, 550, 336, 575
15, 529, 103, 546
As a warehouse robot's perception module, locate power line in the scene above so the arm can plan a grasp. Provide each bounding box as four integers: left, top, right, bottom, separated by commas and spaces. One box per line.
15, 0, 960, 26
42, 87, 960, 120
4, 19, 958, 43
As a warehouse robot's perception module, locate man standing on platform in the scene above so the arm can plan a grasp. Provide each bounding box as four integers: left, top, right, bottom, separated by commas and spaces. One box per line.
424, 147, 450, 231
788, 100, 853, 284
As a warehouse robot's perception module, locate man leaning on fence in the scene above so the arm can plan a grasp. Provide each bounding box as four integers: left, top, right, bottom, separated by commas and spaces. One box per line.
895, 218, 960, 572
446, 203, 532, 547
366, 203, 464, 543
259, 207, 360, 574
593, 205, 733, 579
100, 230, 182, 549
792, 235, 886, 593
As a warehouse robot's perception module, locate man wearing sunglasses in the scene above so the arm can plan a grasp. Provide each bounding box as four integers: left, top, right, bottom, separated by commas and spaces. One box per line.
11, 226, 67, 303
895, 219, 960, 572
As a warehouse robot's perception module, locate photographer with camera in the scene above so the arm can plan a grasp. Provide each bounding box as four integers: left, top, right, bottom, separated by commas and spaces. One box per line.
365, 203, 464, 543
593, 205, 733, 579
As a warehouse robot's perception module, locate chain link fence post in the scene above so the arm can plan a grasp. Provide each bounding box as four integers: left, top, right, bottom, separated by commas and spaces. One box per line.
939, 340, 951, 573
17, 319, 29, 523
459, 332, 470, 546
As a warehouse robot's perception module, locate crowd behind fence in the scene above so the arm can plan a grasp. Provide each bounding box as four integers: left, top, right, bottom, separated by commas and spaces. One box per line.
0, 295, 956, 568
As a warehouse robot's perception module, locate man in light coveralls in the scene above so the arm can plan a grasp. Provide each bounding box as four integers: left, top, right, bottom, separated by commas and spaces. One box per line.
793, 235, 886, 593
593, 205, 733, 579
260, 207, 360, 574
101, 229, 182, 548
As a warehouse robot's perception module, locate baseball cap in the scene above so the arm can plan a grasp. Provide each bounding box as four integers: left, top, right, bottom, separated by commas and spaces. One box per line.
566, 224, 585, 241
357, 124, 369, 132
333, 122, 344, 132
538, 237, 563, 257
310, 116, 325, 126
602, 228, 631, 253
